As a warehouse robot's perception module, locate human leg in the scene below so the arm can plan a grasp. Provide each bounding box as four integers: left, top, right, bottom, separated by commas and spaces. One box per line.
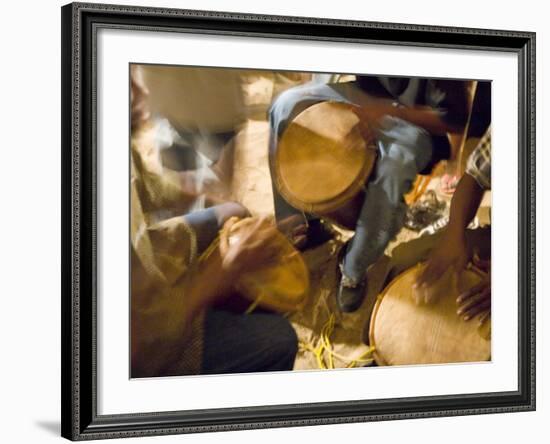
201, 310, 298, 374
338, 117, 434, 312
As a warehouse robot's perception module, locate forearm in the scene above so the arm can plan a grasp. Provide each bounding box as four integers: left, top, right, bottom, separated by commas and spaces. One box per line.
446, 173, 485, 238
358, 102, 458, 135
393, 106, 456, 135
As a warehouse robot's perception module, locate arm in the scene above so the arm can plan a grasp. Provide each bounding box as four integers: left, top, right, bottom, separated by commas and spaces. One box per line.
354, 103, 455, 136
131, 217, 280, 376
445, 173, 485, 240
175, 216, 281, 318
414, 173, 484, 293
354, 80, 471, 136
413, 173, 491, 319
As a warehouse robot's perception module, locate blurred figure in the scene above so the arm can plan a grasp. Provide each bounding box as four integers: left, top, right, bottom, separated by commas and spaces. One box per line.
415, 128, 492, 324
139, 65, 312, 204
131, 64, 233, 220
130, 66, 297, 377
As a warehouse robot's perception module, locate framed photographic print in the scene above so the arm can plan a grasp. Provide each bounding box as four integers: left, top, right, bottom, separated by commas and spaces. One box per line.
61, 2, 536, 440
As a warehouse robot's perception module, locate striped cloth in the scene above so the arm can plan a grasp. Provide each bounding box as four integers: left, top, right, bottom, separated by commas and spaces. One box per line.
466, 127, 491, 190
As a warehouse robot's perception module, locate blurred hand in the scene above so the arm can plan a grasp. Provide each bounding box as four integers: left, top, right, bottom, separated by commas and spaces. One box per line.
220, 217, 281, 277
414, 231, 469, 304
277, 215, 308, 249
352, 104, 387, 126
456, 256, 491, 323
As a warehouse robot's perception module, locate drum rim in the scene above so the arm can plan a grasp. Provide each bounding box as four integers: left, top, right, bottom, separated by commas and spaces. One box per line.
368, 264, 487, 366
219, 217, 310, 312
273, 101, 377, 215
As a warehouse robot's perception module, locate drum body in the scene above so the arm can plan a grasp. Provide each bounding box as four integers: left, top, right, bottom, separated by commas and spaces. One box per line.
273, 101, 377, 229
369, 265, 491, 366
219, 218, 310, 312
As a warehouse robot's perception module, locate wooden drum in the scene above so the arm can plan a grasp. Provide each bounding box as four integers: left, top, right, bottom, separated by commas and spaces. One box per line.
273, 101, 377, 229
219, 218, 310, 313
369, 264, 491, 366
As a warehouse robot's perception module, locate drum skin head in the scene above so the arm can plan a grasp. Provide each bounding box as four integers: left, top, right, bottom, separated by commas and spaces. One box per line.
220, 218, 310, 312
275, 101, 377, 214
369, 265, 491, 366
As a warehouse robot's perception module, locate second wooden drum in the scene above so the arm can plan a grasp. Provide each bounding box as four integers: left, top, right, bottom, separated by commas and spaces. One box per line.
369, 265, 491, 366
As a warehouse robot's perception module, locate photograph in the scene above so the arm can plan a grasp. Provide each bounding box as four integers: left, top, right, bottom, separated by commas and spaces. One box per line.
129, 64, 493, 378
59, 2, 536, 439
2, 0, 546, 442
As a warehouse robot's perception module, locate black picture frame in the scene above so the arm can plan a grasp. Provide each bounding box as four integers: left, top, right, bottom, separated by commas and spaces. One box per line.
61, 2, 536, 440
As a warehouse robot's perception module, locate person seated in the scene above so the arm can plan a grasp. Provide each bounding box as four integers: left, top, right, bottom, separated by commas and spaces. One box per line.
267, 75, 470, 312
130, 66, 298, 377
415, 127, 492, 324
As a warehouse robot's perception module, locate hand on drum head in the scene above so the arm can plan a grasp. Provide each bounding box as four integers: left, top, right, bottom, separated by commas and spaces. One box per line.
220, 217, 282, 277
276, 215, 308, 250
350, 106, 380, 144
414, 232, 469, 304
456, 256, 491, 324
412, 266, 459, 306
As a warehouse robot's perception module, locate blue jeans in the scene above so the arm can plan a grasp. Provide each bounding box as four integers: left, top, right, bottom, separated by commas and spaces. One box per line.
268, 81, 433, 284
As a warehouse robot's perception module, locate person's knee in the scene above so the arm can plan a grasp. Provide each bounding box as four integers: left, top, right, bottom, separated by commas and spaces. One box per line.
282, 321, 298, 356
269, 316, 298, 361
375, 157, 416, 204
380, 118, 433, 170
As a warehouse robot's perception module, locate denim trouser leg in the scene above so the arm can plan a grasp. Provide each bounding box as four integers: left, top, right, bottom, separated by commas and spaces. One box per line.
201, 310, 298, 374
342, 117, 434, 283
